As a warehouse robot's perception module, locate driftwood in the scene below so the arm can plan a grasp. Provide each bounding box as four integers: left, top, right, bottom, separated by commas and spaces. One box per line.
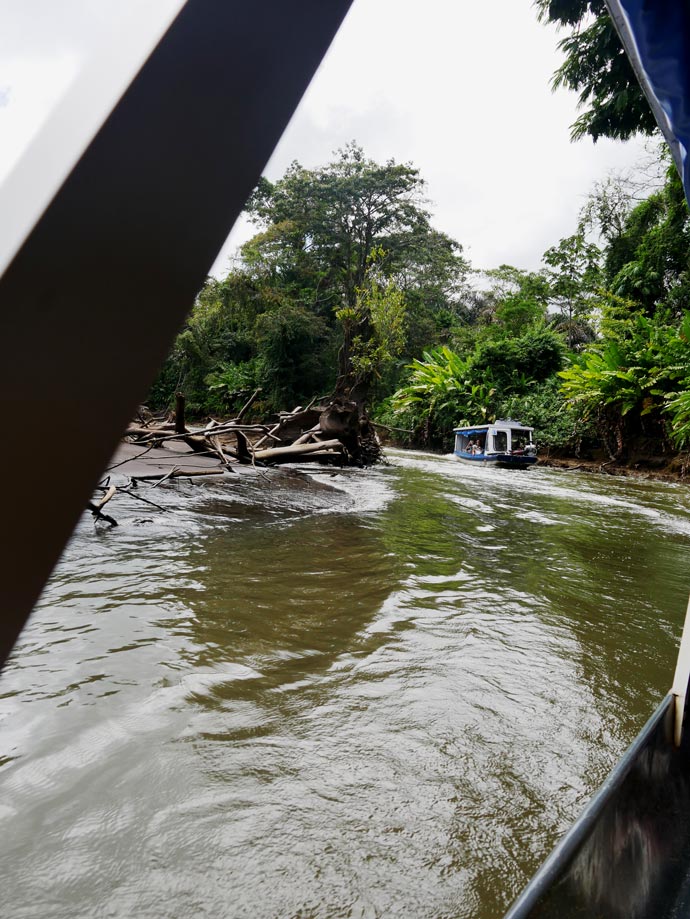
88, 485, 118, 526
106, 444, 155, 471
89, 394, 382, 525
370, 420, 414, 435
207, 433, 233, 469
229, 429, 250, 463
173, 393, 379, 467
181, 433, 208, 454
96, 481, 168, 511
124, 423, 278, 442
132, 468, 226, 481
292, 423, 321, 446
253, 438, 343, 463
253, 405, 306, 450
235, 388, 261, 422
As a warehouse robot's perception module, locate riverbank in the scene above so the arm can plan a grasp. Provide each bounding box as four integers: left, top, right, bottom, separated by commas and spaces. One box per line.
538, 452, 690, 482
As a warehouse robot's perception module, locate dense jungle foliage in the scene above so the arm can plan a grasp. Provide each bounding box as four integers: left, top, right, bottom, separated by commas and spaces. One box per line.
151, 144, 471, 418
150, 147, 690, 461
150, 6, 690, 464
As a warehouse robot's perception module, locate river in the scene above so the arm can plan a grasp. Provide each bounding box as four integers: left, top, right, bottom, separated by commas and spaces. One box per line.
2, 450, 690, 918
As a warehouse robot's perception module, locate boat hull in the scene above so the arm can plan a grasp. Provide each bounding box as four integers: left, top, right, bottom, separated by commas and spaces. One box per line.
453, 451, 537, 469
503, 693, 690, 918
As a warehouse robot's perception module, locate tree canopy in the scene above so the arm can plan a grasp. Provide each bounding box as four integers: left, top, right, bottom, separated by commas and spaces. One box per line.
535, 0, 658, 141
243, 144, 470, 397
152, 145, 470, 414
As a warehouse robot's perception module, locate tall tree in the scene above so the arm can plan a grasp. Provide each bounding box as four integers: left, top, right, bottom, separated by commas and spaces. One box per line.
579, 173, 635, 243
543, 232, 602, 347
335, 248, 407, 398
243, 143, 469, 397
480, 265, 550, 335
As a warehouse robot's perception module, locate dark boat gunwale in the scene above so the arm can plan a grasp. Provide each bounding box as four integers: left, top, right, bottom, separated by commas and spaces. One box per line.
504, 693, 679, 917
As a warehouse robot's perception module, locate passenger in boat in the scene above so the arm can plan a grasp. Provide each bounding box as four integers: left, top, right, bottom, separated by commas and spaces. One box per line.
471, 439, 483, 455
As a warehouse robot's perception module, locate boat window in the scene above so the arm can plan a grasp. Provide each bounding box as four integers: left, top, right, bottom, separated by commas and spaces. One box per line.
510, 429, 532, 451
492, 430, 507, 452
456, 433, 485, 453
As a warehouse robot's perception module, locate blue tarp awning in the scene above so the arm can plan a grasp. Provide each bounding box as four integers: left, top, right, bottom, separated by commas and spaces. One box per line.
606, 1, 690, 202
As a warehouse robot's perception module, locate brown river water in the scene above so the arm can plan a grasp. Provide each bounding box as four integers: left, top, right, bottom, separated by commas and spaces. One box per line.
2, 450, 690, 918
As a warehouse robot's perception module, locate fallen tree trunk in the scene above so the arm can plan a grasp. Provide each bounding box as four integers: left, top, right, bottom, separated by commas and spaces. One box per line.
128, 394, 381, 473
292, 424, 321, 446
87, 395, 382, 526
253, 439, 344, 463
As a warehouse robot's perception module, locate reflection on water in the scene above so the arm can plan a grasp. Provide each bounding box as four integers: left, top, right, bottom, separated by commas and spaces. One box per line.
1, 453, 690, 918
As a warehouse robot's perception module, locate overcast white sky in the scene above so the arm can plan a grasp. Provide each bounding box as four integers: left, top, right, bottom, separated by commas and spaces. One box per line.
0, 0, 653, 278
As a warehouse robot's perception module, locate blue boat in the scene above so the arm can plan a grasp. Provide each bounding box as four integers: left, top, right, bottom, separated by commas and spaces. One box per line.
453, 420, 537, 469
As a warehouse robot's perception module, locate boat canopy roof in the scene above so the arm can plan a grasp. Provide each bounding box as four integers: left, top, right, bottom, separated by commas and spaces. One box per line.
453, 420, 533, 434
606, 1, 690, 203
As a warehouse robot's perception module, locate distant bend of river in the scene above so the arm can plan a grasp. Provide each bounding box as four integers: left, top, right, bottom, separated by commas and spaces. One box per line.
2, 450, 690, 919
